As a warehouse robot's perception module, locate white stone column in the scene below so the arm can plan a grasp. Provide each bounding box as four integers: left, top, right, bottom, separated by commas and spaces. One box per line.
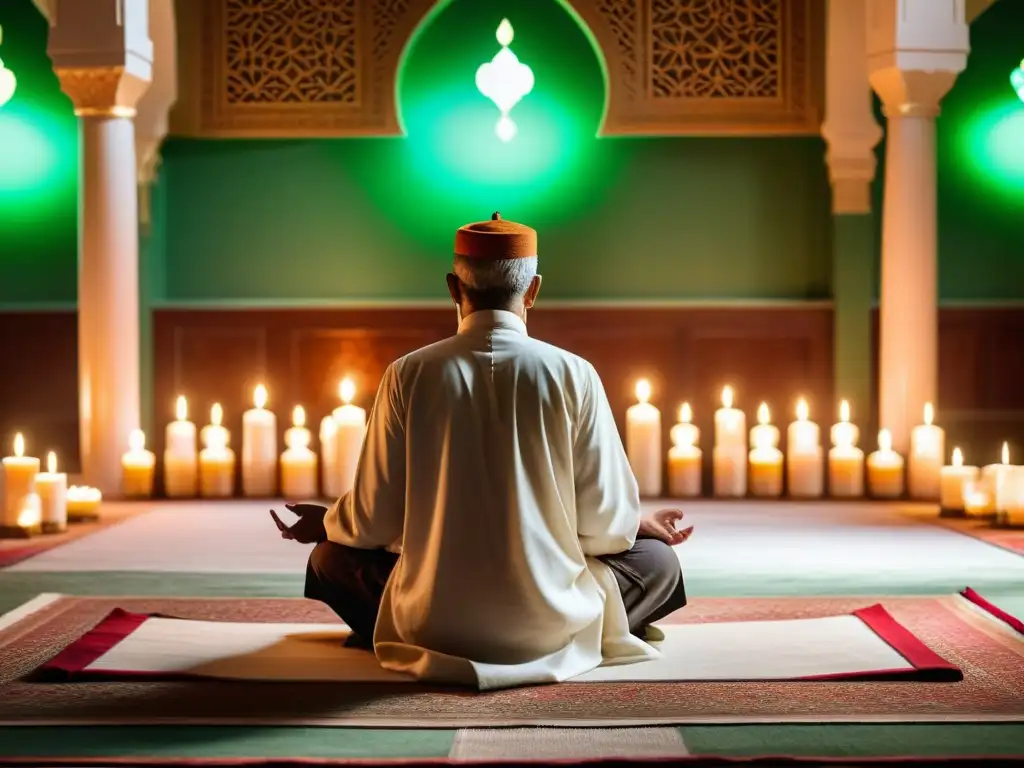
866, 0, 969, 454
48, 1, 153, 494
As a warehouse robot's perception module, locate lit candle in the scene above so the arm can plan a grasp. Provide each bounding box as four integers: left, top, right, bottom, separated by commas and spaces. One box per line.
66, 486, 102, 522
332, 378, 366, 498
713, 386, 747, 497
982, 443, 1015, 515
962, 478, 993, 518
939, 447, 978, 516
908, 403, 945, 500
242, 384, 278, 497
626, 379, 663, 497
828, 400, 864, 498
35, 451, 68, 533
2, 433, 40, 535
867, 429, 904, 499
748, 403, 783, 498
199, 403, 236, 498
786, 398, 823, 498
1003, 467, 1024, 526
121, 430, 156, 498
668, 403, 701, 497
164, 396, 198, 498
281, 406, 318, 500
319, 415, 339, 498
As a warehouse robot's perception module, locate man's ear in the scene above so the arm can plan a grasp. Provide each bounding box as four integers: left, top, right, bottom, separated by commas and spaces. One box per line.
523, 274, 543, 310
445, 273, 461, 304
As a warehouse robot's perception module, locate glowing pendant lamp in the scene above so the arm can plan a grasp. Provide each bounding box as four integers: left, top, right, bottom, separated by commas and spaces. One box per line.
1011, 58, 1024, 103
0, 25, 16, 109
475, 19, 535, 142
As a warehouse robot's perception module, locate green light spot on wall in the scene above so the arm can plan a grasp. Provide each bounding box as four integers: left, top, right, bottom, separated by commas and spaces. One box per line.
959, 98, 1024, 199
0, 104, 73, 205
1011, 59, 1024, 102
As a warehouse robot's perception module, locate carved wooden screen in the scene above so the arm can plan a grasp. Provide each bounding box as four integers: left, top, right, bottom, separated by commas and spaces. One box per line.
170, 0, 822, 138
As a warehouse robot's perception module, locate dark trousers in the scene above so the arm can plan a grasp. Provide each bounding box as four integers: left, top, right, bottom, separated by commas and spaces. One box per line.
304, 538, 687, 643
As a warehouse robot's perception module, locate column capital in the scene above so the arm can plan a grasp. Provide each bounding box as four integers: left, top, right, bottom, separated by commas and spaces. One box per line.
55, 66, 149, 119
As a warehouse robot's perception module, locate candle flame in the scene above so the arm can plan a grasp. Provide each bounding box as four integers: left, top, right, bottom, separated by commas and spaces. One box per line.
211, 403, 223, 427
878, 429, 892, 453
757, 402, 770, 426
13, 433, 23, 458
951, 447, 963, 467
1002, 441, 1010, 465
721, 386, 734, 409
796, 398, 809, 422
17, 506, 40, 529
254, 385, 268, 409
635, 379, 651, 404
839, 400, 850, 423
47, 451, 57, 473
340, 378, 356, 405
679, 402, 692, 423
923, 402, 934, 426
129, 429, 145, 452
293, 405, 306, 428
175, 396, 187, 421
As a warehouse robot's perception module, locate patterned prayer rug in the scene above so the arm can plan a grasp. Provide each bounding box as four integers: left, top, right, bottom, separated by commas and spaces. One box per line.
0, 594, 1020, 727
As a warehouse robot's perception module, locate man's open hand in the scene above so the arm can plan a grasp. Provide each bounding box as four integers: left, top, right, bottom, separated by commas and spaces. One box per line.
638, 509, 693, 546
269, 502, 329, 544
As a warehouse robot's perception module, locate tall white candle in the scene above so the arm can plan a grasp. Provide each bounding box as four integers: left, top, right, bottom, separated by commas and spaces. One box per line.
939, 447, 978, 515
281, 405, 318, 500
626, 379, 663, 497
242, 384, 278, 497
199, 404, 236, 498
982, 442, 1015, 514
867, 429, 904, 498
332, 378, 366, 498
35, 451, 68, 533
164, 396, 198, 498
320, 415, 339, 498
909, 403, 945, 500
748, 403, 783, 498
713, 386, 747, 497
828, 400, 864, 498
786, 398, 823, 498
2, 434, 39, 531
668, 402, 701, 498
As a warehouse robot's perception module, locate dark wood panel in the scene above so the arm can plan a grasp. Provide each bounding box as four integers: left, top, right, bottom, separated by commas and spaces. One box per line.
0, 311, 79, 471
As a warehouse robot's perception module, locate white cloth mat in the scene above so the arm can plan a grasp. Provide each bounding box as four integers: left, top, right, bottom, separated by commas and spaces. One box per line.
84, 613, 911, 682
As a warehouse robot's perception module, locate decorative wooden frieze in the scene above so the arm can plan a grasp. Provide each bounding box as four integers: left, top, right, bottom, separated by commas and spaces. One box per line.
169, 0, 821, 138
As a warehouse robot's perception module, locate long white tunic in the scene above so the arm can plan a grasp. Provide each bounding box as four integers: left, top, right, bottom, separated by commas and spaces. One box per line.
323, 309, 658, 689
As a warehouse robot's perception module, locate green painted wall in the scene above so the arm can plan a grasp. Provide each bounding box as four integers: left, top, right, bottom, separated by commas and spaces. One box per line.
0, 0, 1021, 306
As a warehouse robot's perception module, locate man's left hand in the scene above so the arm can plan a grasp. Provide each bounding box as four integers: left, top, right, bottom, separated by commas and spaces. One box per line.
638, 509, 692, 546
269, 503, 329, 544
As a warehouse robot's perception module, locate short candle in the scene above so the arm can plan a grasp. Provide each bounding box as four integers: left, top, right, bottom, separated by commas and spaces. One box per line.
242, 384, 278, 497
200, 403, 236, 498
667, 402, 701, 498
281, 405, 318, 500
982, 442, 1014, 515
828, 400, 864, 498
35, 451, 68, 533
748, 403, 783, 498
333, 378, 367, 498
867, 429, 904, 499
2, 433, 40, 535
786, 398, 823, 498
626, 379, 663, 497
908, 403, 945, 500
1003, 467, 1024, 526
939, 447, 978, 516
121, 430, 156, 498
713, 386, 747, 497
164, 396, 198, 498
66, 486, 102, 521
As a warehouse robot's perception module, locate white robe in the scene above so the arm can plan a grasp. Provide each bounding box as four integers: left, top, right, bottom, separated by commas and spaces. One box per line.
323, 309, 658, 689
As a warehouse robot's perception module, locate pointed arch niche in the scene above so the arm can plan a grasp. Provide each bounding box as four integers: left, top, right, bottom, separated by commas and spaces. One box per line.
169, 0, 822, 138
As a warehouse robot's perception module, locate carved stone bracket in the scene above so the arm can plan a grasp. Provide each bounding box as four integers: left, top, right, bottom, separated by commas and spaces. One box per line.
170, 0, 822, 138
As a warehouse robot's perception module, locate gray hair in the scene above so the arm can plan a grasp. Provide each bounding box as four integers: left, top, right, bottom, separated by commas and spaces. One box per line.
453, 255, 538, 303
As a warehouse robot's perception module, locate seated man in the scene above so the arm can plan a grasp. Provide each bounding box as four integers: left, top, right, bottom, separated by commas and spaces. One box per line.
271, 212, 690, 690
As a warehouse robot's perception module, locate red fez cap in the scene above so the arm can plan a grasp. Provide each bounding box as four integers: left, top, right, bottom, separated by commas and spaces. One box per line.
454, 212, 538, 260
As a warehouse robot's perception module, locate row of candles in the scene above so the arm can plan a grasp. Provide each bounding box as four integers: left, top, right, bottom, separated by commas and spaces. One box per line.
2, 378, 1022, 534
625, 382, 1022, 522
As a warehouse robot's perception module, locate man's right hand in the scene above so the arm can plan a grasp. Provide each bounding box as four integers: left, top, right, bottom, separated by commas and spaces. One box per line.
269, 502, 329, 544
638, 509, 693, 546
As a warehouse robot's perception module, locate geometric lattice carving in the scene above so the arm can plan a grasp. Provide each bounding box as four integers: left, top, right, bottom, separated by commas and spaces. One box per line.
223, 0, 359, 103
372, 0, 413, 62
649, 0, 781, 99
593, 0, 641, 99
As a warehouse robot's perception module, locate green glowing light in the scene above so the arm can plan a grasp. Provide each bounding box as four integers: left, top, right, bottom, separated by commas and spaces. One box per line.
955, 97, 1024, 200
1011, 59, 1024, 102
0, 103, 74, 202
0, 25, 17, 108
475, 19, 535, 142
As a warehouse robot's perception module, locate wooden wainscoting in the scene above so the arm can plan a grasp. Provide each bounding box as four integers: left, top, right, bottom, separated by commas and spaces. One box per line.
152, 305, 833, 492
